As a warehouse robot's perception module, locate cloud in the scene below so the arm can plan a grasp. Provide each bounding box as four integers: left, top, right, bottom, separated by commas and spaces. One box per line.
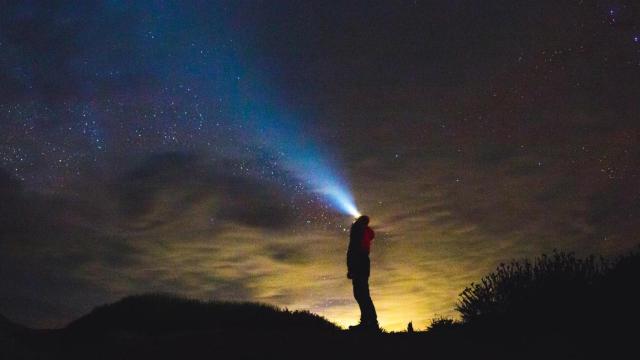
0, 152, 300, 327
115, 152, 295, 231
1, 168, 123, 327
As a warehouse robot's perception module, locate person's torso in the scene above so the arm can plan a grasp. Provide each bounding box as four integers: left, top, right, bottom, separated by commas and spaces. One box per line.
362, 227, 374, 254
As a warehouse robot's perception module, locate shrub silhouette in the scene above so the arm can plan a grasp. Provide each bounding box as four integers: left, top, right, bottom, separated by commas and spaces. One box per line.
455, 249, 640, 339
426, 315, 461, 335
406, 321, 414, 333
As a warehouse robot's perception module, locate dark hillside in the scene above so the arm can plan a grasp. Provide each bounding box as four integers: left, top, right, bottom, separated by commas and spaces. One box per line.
0, 313, 25, 335
59, 294, 345, 359
66, 293, 340, 336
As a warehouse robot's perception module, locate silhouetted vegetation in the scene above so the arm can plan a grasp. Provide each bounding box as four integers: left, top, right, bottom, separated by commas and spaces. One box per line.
426, 315, 460, 333
2, 249, 638, 359
455, 249, 640, 357
458, 251, 606, 323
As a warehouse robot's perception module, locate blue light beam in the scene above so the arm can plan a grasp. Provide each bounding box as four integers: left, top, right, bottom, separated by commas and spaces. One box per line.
246, 107, 361, 219
136, 2, 361, 218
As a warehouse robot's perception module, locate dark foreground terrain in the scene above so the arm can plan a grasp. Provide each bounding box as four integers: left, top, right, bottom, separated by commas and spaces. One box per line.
2, 250, 638, 359
0, 293, 634, 360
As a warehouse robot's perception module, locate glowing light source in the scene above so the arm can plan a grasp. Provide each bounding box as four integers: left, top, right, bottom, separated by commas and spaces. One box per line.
284, 147, 361, 218
318, 184, 361, 218
228, 95, 360, 218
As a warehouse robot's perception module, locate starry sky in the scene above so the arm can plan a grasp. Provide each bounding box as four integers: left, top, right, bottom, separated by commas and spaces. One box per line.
1, 1, 639, 331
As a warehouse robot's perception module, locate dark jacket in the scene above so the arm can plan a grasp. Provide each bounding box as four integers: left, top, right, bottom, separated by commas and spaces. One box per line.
347, 223, 373, 279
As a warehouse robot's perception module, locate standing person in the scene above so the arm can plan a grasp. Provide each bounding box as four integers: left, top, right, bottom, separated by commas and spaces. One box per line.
346, 215, 379, 331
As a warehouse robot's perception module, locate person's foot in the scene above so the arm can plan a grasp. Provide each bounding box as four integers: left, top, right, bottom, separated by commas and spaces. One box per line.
348, 320, 380, 332
364, 320, 380, 332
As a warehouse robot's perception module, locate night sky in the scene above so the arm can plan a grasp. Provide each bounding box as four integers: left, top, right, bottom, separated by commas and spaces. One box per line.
1, 1, 639, 331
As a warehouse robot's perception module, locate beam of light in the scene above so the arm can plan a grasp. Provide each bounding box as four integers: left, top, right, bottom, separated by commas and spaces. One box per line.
319, 184, 361, 218
297, 155, 361, 218
215, 62, 361, 218
243, 107, 361, 218
139, 2, 360, 218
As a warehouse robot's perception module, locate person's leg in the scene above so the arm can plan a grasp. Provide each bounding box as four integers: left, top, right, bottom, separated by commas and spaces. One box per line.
352, 278, 367, 324
360, 278, 377, 326
353, 277, 377, 327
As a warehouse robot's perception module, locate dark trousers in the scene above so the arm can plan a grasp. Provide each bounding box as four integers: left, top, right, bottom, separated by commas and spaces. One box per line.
352, 277, 377, 324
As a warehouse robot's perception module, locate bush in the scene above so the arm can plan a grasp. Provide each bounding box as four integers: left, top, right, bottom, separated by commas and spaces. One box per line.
426, 316, 460, 333
455, 249, 639, 335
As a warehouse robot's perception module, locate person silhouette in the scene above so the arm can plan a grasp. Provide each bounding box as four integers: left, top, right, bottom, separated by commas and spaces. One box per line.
346, 215, 379, 331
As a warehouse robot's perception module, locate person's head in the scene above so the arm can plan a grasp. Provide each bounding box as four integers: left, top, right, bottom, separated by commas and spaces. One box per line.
355, 215, 370, 227
349, 215, 369, 241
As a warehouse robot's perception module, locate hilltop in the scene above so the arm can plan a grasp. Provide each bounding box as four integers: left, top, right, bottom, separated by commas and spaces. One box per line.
66, 293, 340, 336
